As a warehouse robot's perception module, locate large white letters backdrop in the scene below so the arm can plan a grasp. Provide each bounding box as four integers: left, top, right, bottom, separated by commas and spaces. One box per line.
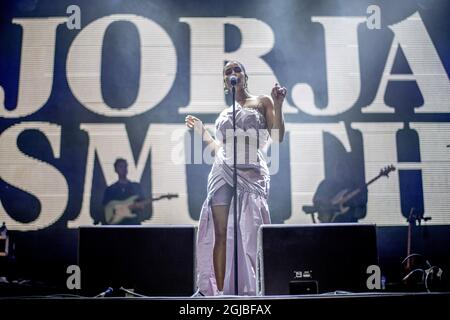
1, 12, 449, 230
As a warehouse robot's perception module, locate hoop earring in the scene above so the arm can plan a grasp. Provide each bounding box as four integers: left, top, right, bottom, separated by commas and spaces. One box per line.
223, 80, 229, 94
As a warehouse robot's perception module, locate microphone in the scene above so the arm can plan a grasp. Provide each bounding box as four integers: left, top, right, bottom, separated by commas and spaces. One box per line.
229, 75, 238, 86
302, 205, 317, 214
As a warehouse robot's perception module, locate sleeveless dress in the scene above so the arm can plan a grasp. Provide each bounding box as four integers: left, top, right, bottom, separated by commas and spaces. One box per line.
196, 103, 271, 296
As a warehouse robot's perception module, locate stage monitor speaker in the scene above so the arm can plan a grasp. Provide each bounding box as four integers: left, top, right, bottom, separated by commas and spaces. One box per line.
257, 223, 378, 295
78, 225, 196, 296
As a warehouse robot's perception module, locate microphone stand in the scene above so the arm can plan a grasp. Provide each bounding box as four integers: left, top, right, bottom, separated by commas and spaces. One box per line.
231, 83, 238, 295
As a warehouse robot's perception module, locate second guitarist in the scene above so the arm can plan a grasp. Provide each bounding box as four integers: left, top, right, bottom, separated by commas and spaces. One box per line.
312, 161, 368, 223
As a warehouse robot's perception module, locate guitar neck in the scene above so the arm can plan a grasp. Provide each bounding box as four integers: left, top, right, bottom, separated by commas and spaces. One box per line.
341, 174, 383, 203
131, 195, 169, 208
366, 174, 382, 187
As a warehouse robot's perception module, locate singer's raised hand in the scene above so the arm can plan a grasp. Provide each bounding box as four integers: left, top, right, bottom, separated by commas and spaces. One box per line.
185, 115, 204, 136
271, 83, 287, 108
185, 114, 219, 153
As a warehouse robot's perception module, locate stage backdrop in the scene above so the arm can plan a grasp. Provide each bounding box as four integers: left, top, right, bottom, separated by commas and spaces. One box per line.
0, 0, 449, 285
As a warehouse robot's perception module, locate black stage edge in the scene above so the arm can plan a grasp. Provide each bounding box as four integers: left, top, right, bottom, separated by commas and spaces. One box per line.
0, 293, 449, 318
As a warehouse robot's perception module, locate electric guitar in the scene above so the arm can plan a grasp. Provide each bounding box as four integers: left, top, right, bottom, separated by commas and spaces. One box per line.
104, 193, 178, 225
303, 165, 396, 223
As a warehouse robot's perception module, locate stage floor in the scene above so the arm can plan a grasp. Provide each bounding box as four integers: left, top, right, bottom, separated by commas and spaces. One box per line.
1, 291, 448, 318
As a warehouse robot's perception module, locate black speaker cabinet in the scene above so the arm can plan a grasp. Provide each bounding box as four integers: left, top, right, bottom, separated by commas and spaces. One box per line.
257, 224, 378, 295
78, 225, 196, 296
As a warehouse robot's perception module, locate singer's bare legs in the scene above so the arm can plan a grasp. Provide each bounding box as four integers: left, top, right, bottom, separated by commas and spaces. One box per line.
212, 205, 230, 292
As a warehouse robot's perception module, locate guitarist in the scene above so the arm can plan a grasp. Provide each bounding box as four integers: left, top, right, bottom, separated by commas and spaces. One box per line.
101, 158, 148, 225
312, 160, 368, 223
